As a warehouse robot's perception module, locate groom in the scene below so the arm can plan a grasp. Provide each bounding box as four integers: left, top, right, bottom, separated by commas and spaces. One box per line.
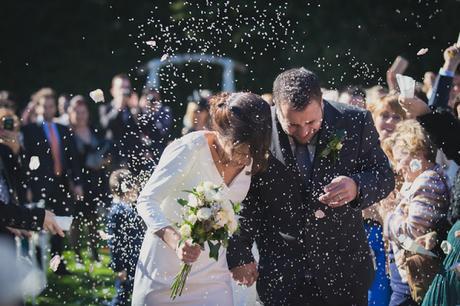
228, 68, 395, 306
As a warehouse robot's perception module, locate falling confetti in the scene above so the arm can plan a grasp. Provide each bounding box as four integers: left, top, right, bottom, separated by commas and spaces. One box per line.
98, 230, 113, 240
416, 48, 429, 56
441, 240, 452, 255
89, 89, 105, 103
314, 209, 325, 219
29, 156, 40, 170
49, 255, 61, 272
120, 182, 129, 193
409, 159, 422, 172
146, 40, 156, 47
160, 54, 169, 62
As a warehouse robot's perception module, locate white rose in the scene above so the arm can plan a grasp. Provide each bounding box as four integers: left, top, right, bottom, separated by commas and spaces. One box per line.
215, 210, 230, 228
220, 200, 234, 212
196, 184, 205, 193
227, 218, 238, 235
197, 207, 212, 221
179, 224, 192, 238
210, 190, 223, 202
187, 213, 198, 225
187, 194, 199, 208
202, 181, 217, 192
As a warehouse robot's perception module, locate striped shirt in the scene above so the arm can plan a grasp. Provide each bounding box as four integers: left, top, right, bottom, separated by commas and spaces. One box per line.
383, 164, 450, 281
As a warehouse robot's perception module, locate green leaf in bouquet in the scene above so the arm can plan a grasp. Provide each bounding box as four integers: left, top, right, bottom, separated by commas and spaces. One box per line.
233, 201, 242, 213
208, 241, 221, 261
221, 237, 229, 248
177, 198, 188, 206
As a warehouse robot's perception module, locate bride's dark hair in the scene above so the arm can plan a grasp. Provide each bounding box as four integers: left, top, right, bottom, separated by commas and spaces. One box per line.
209, 92, 272, 173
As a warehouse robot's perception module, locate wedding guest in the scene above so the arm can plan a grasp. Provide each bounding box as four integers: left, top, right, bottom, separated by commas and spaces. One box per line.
136, 88, 172, 169
181, 91, 211, 135
393, 45, 460, 304
0, 108, 64, 242
107, 169, 144, 306
21, 87, 84, 275
381, 119, 450, 306
364, 94, 407, 306
104, 76, 145, 173
55, 93, 71, 126
423, 71, 436, 99
0, 90, 17, 111
422, 185, 460, 305
68, 96, 110, 263
453, 94, 460, 119
20, 100, 38, 125
99, 73, 132, 129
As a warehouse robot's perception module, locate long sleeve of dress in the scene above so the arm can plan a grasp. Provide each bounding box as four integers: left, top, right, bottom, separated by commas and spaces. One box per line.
136, 136, 197, 232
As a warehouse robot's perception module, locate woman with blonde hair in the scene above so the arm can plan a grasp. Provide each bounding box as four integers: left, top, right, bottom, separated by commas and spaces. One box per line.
363, 94, 406, 306
380, 119, 450, 306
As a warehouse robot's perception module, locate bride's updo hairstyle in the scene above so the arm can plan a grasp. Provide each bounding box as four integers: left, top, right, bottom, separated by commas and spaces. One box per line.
209, 92, 272, 174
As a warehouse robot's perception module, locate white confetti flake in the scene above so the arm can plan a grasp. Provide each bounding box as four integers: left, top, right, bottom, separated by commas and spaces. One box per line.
49, 255, 61, 272
409, 159, 422, 172
120, 182, 129, 193
146, 40, 156, 47
314, 209, 325, 219
29, 156, 40, 170
89, 89, 105, 103
441, 240, 453, 255
416, 48, 429, 56
98, 230, 113, 241
160, 53, 169, 62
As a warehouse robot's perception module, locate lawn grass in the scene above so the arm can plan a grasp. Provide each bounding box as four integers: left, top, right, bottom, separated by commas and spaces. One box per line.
26, 248, 116, 306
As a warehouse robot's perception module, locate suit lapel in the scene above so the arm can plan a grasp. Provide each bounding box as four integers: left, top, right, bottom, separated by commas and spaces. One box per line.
311, 101, 343, 183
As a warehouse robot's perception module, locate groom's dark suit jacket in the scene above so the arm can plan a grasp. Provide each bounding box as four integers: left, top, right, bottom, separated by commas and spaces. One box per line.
228, 100, 395, 305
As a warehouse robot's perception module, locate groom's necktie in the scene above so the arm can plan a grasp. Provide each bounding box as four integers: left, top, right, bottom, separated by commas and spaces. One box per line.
295, 144, 312, 180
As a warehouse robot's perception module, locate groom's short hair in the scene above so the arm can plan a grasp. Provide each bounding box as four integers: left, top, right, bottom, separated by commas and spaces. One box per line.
273, 68, 322, 110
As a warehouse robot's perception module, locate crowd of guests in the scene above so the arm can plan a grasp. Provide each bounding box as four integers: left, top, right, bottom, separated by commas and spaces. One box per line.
0, 42, 459, 306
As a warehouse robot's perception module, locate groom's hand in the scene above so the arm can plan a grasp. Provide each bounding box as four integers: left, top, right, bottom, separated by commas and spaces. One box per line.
231, 262, 258, 287
319, 176, 358, 208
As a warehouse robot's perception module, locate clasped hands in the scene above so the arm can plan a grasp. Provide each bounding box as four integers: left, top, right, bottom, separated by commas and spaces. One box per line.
230, 262, 259, 287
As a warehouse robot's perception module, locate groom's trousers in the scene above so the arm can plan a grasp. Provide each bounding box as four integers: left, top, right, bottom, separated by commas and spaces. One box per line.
259, 276, 367, 306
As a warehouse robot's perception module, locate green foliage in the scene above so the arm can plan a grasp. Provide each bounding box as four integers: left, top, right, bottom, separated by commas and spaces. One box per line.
25, 249, 116, 306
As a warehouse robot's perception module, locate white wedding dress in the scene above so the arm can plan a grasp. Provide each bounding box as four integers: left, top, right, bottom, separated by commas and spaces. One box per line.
132, 131, 256, 306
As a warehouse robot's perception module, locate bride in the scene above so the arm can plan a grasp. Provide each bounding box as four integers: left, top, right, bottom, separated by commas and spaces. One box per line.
132, 92, 272, 306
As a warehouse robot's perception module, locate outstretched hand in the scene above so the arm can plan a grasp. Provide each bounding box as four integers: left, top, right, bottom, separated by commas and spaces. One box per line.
443, 44, 460, 72
43, 210, 65, 237
398, 96, 430, 118
231, 262, 258, 287
319, 176, 358, 208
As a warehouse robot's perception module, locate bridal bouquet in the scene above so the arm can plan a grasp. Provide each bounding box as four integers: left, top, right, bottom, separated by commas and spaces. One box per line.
170, 181, 242, 299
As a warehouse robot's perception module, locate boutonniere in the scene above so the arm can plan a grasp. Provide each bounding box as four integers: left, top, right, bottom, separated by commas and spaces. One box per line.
320, 129, 346, 162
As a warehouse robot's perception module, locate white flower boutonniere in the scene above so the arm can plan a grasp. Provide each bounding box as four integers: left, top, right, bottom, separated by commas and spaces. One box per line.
320, 129, 346, 162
